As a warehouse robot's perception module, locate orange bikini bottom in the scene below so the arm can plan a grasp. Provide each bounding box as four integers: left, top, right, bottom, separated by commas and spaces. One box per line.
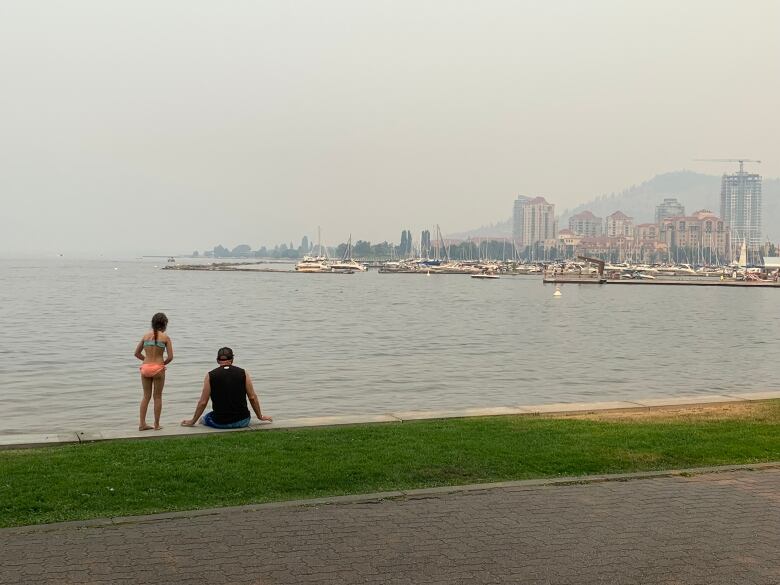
140, 363, 166, 378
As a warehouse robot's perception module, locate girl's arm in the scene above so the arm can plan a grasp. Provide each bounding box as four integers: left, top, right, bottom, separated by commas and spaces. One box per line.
134, 339, 145, 361
164, 337, 174, 365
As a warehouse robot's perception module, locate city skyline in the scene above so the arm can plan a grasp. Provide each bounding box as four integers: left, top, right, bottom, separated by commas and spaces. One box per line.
1, 2, 777, 256
171, 164, 768, 252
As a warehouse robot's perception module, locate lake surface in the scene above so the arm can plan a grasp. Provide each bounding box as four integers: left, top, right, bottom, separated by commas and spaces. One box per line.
1, 257, 778, 435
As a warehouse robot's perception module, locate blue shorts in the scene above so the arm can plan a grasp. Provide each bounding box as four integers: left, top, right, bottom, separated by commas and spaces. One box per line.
202, 412, 251, 429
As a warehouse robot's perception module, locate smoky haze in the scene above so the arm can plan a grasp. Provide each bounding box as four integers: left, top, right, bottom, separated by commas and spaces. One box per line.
0, 0, 778, 256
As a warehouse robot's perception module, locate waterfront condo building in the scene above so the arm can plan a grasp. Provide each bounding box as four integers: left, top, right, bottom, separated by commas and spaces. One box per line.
557, 229, 582, 258
659, 210, 730, 264
720, 169, 762, 251
605, 211, 634, 238
634, 223, 667, 262
568, 210, 603, 237
655, 198, 685, 224
513, 196, 557, 248
574, 235, 634, 262
635, 223, 659, 244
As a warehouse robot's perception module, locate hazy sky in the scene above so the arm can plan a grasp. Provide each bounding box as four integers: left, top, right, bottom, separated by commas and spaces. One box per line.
1, 0, 778, 255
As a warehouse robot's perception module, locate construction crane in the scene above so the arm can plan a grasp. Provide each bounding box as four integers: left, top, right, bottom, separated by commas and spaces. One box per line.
693, 158, 761, 173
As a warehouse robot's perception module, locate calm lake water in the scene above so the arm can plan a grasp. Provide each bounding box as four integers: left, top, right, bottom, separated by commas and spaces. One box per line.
1, 257, 778, 435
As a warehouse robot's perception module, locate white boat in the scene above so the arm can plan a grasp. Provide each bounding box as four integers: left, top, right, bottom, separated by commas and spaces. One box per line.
330, 259, 366, 272
296, 227, 332, 272
655, 264, 697, 276
295, 256, 331, 272
471, 272, 500, 279
330, 235, 366, 272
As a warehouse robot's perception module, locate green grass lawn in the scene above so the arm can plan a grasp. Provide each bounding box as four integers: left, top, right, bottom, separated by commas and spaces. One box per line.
1, 400, 778, 528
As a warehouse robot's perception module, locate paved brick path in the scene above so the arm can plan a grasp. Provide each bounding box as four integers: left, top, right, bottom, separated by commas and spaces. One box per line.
1, 467, 778, 585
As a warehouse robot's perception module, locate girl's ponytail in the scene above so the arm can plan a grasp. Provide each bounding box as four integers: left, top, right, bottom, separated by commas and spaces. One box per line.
151, 312, 168, 341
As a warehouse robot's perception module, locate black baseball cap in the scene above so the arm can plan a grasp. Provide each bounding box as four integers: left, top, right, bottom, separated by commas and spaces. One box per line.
217, 347, 234, 361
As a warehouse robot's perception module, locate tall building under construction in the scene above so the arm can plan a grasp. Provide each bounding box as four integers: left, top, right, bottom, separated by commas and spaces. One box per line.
720, 166, 762, 251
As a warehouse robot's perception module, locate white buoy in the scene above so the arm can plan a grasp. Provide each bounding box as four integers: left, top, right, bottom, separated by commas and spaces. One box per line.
114, 267, 119, 270
553, 285, 562, 297
426, 270, 430, 276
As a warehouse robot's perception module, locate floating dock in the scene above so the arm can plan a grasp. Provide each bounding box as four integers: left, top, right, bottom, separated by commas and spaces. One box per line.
543, 276, 780, 287
163, 265, 354, 274
606, 279, 780, 287
543, 276, 607, 284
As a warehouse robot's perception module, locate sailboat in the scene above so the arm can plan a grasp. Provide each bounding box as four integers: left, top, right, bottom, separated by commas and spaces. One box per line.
295, 227, 332, 272
737, 240, 748, 269
330, 235, 367, 272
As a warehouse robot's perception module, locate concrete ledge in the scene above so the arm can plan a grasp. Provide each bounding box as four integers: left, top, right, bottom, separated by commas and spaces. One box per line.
516, 400, 644, 414
631, 394, 745, 407
392, 406, 529, 421
0, 433, 79, 449
0, 392, 777, 450
262, 414, 401, 429
724, 390, 780, 401
78, 426, 224, 443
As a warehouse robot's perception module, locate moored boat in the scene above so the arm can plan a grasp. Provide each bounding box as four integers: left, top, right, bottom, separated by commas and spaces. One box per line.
295, 256, 331, 272
330, 234, 367, 272
471, 273, 500, 279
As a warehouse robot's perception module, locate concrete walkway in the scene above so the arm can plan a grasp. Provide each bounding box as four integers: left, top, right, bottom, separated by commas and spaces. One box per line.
2, 390, 778, 449
1, 464, 778, 585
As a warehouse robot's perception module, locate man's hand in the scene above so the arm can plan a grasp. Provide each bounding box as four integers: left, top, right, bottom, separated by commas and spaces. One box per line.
259, 415, 273, 422
181, 419, 196, 427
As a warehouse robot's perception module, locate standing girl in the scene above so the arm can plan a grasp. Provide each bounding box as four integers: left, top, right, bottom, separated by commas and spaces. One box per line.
134, 312, 173, 430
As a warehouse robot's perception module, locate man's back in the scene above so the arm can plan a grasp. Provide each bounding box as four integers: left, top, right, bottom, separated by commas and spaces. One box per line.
208, 365, 250, 424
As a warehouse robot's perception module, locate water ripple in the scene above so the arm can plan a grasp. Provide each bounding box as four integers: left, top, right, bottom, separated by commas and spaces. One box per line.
0, 258, 778, 434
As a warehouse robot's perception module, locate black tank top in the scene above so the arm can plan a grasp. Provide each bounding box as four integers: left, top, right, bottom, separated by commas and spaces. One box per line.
208, 365, 250, 424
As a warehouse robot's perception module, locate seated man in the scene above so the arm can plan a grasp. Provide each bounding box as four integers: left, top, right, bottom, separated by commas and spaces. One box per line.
181, 347, 272, 429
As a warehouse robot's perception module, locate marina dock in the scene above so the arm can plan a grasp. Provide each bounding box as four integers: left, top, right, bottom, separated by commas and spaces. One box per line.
543, 275, 780, 287
606, 278, 780, 287
163, 264, 354, 274
165, 261, 780, 286
542, 275, 607, 284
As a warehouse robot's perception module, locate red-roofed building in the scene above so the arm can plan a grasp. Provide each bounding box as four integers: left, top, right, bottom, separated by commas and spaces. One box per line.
557, 229, 581, 248
568, 210, 603, 237
605, 211, 634, 238
659, 210, 730, 263
635, 223, 658, 243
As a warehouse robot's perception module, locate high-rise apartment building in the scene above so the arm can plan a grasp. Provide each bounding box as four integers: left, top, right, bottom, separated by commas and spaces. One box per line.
513, 196, 556, 247
655, 198, 685, 224
512, 196, 529, 243
568, 210, 603, 237
605, 211, 634, 238
720, 169, 762, 250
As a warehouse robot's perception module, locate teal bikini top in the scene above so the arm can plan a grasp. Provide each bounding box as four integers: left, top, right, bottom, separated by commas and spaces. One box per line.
143, 340, 167, 349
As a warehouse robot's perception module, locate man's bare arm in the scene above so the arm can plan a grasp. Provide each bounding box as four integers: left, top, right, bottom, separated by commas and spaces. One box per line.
181, 375, 211, 426
246, 372, 272, 422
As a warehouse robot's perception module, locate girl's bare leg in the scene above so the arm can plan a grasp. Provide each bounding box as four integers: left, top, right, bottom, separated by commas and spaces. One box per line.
139, 375, 154, 431
152, 370, 165, 429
